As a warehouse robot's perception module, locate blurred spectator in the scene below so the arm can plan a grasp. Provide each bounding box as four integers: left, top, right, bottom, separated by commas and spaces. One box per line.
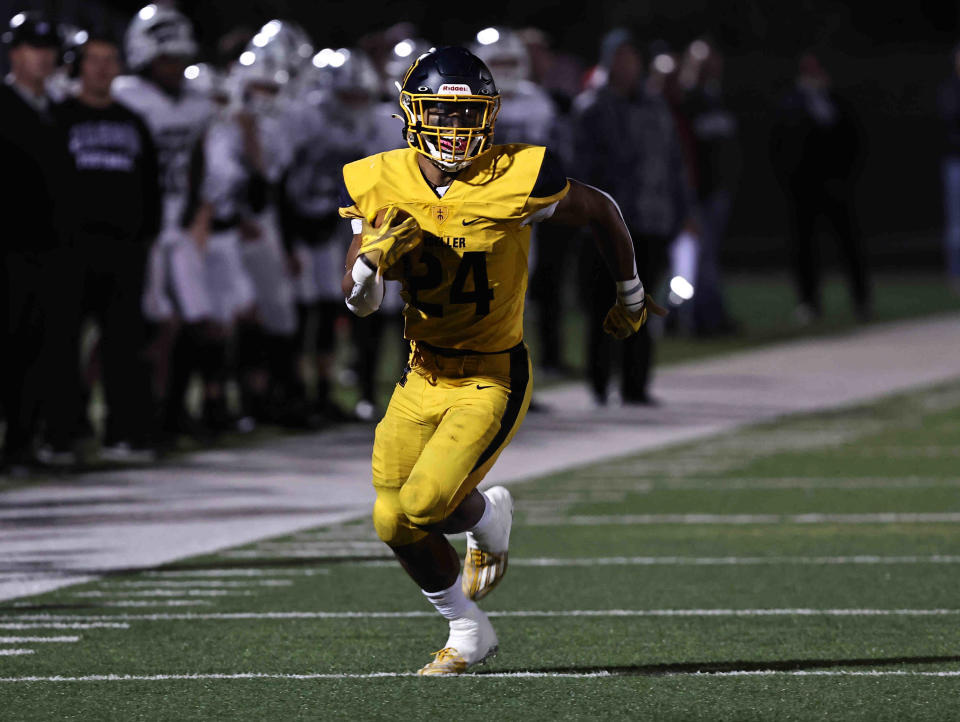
679, 37, 742, 337
770, 52, 871, 324
358, 22, 427, 101
52, 34, 161, 461
46, 23, 86, 102
518, 27, 585, 111
216, 26, 254, 69
0, 11, 74, 471
573, 27, 697, 405
473, 27, 574, 379
644, 38, 701, 336
113, 4, 216, 440
202, 26, 300, 429
281, 47, 390, 424
936, 42, 960, 294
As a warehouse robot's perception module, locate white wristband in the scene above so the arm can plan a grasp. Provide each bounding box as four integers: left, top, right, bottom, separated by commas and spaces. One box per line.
345, 256, 383, 317
616, 274, 645, 311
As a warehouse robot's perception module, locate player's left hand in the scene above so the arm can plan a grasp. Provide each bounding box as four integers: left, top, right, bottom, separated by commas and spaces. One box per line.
359, 207, 423, 277
602, 278, 667, 339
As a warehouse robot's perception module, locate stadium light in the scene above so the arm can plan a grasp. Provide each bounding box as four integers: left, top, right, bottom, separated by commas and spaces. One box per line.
238, 51, 256, 67
184, 64, 200, 80
138, 4, 156, 21
10, 13, 25, 27
394, 40, 413, 58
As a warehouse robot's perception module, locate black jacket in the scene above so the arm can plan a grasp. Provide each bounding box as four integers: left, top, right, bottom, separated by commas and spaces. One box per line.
0, 83, 73, 253
53, 97, 161, 244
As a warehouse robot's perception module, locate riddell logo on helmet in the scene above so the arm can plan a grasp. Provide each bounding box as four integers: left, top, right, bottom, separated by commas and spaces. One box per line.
438, 84, 471, 95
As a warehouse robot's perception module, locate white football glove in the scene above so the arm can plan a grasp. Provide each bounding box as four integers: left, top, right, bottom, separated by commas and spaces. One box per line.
345, 256, 384, 317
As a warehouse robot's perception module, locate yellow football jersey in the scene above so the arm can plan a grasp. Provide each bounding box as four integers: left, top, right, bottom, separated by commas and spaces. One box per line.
340, 144, 569, 352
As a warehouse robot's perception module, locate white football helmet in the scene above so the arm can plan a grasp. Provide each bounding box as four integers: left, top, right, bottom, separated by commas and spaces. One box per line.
184, 62, 229, 106
471, 27, 531, 94
124, 4, 197, 71
293, 47, 379, 110
248, 19, 314, 81
228, 46, 289, 115
384, 37, 433, 94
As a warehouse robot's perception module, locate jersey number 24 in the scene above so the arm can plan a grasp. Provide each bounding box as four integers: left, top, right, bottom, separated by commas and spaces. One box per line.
403, 247, 494, 318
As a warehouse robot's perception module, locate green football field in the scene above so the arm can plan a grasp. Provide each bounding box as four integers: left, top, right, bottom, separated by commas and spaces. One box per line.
4, 379, 960, 720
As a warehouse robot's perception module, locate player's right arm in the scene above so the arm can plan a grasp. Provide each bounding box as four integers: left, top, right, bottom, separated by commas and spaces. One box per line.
342, 222, 383, 318
342, 207, 423, 317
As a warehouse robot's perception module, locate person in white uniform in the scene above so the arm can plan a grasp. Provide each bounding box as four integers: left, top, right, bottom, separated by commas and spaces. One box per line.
113, 4, 216, 437
281, 47, 404, 423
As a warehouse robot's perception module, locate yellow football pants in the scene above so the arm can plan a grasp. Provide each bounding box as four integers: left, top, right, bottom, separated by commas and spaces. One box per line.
371, 341, 532, 546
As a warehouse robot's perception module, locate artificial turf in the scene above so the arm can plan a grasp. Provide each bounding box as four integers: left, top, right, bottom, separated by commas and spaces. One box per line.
3, 380, 960, 720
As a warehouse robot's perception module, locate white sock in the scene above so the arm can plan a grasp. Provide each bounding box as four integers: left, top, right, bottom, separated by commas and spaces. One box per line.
467, 491, 495, 537
423, 576, 477, 621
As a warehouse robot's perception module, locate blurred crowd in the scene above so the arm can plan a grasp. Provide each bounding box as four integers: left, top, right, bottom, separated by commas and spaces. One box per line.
0, 2, 900, 475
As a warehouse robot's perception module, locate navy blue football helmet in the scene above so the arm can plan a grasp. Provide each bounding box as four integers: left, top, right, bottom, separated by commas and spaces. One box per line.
398, 46, 501, 171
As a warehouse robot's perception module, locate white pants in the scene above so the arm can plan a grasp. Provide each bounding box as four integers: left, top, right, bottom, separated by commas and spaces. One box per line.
294, 238, 347, 304
205, 230, 255, 325
293, 231, 404, 312
241, 211, 297, 336
142, 228, 212, 323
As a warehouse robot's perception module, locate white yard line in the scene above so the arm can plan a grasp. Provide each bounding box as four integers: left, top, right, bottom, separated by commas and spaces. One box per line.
108, 580, 292, 588
2, 669, 960, 682
0, 637, 79, 643
528, 513, 960, 526
5, 608, 960, 623
88, 601, 213, 608
566, 477, 960, 491
73, 589, 248, 598
145, 569, 329, 579
357, 555, 960, 568
0, 649, 34, 656
0, 623, 128, 630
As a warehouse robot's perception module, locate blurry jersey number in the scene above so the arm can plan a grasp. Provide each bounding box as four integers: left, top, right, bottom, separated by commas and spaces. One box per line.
404, 243, 494, 318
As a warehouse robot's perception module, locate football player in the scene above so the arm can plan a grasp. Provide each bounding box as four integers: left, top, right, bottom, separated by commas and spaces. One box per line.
339, 46, 662, 675
282, 47, 398, 423
210, 36, 299, 427
113, 4, 216, 437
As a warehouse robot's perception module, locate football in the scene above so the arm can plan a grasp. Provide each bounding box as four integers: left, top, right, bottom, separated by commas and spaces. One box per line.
374, 206, 412, 228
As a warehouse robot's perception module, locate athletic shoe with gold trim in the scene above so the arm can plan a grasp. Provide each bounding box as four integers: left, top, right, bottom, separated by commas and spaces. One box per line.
462, 485, 513, 601
417, 610, 499, 676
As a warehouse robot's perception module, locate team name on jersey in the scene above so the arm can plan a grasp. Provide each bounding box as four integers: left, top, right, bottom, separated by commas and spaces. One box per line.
423, 233, 467, 249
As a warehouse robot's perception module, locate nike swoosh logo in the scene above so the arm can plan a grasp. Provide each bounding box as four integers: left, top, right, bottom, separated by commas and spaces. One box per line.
476, 384, 494, 390
462, 218, 483, 226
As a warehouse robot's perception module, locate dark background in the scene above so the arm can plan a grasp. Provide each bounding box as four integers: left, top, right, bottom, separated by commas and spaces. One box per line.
4, 0, 960, 269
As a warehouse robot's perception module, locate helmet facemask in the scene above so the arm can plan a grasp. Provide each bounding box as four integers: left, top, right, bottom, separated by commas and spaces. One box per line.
400, 92, 500, 172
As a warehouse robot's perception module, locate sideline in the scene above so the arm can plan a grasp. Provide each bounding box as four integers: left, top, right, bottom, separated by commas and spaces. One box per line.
2, 312, 960, 601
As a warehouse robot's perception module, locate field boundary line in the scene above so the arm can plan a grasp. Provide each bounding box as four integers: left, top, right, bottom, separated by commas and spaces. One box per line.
529, 513, 960, 526
5, 608, 960, 622
4, 669, 960, 683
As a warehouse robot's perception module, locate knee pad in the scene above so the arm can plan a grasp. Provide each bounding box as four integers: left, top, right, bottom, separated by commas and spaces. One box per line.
372, 488, 426, 546
398, 471, 446, 527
